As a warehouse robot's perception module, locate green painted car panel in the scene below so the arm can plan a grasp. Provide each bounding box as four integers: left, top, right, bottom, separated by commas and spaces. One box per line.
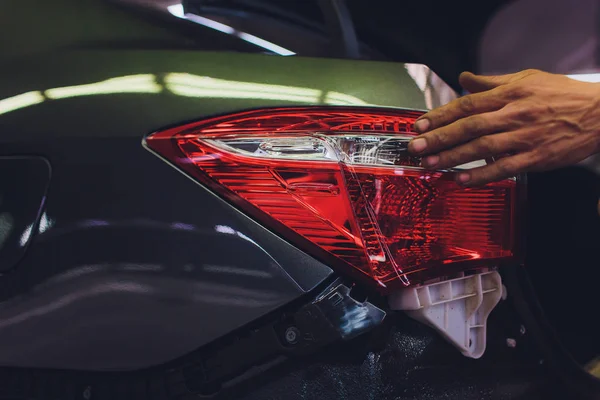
0, 50, 430, 140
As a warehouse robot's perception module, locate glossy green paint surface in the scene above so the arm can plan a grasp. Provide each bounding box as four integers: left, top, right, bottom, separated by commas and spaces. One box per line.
0, 50, 428, 141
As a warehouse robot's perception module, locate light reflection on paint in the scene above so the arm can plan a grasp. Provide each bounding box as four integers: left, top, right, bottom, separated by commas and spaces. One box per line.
170, 222, 195, 231
80, 219, 110, 228
44, 264, 106, 284
215, 224, 236, 234
235, 230, 260, 246
42, 263, 165, 287
122, 263, 163, 272
0, 213, 14, 249
38, 212, 54, 233
166, 4, 295, 56
164, 73, 367, 105
202, 264, 272, 278
0, 281, 155, 328
19, 224, 33, 247
0, 74, 369, 115
165, 73, 321, 103
45, 74, 162, 99
42, 219, 205, 236
324, 91, 367, 105
19, 212, 55, 246
214, 224, 262, 248
0, 91, 44, 115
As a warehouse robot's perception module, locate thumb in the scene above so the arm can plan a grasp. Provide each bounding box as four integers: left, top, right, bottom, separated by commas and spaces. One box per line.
459, 71, 524, 93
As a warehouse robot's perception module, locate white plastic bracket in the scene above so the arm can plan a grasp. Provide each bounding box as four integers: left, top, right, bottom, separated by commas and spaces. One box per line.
388, 270, 503, 359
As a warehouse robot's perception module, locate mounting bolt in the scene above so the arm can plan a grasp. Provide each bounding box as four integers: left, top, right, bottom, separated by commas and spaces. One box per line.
284, 327, 300, 345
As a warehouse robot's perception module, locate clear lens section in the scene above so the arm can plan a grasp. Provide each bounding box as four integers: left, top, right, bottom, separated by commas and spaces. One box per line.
206, 137, 330, 160
209, 135, 422, 167
146, 108, 519, 290
330, 136, 420, 167
208, 135, 483, 170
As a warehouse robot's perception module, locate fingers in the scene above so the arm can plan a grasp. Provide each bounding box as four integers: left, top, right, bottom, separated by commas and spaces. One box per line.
459, 70, 541, 93
455, 152, 534, 186
459, 72, 503, 93
413, 69, 543, 136
421, 132, 516, 170
407, 68, 548, 187
413, 89, 507, 135
409, 110, 508, 155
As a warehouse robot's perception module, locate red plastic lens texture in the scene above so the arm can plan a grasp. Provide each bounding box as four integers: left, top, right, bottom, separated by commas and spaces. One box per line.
146, 107, 518, 289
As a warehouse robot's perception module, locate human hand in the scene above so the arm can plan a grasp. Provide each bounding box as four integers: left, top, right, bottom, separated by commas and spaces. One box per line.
408, 69, 600, 186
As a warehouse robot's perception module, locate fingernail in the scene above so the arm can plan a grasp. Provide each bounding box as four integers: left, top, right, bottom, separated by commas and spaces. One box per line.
414, 119, 431, 133
410, 138, 427, 153
422, 155, 439, 168
457, 172, 471, 184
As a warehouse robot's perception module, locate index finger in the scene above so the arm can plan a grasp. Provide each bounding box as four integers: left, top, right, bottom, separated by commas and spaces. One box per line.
408, 110, 507, 155
413, 88, 507, 134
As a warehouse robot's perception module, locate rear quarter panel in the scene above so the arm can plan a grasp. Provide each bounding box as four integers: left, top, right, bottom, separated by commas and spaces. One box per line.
0, 49, 432, 370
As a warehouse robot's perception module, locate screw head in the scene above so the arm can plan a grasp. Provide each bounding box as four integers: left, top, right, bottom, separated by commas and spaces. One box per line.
284, 327, 300, 344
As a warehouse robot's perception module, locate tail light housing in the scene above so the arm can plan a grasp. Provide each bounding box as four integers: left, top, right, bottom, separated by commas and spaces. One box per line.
146, 107, 521, 291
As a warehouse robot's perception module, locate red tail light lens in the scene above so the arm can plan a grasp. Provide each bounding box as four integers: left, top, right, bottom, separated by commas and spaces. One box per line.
146, 107, 520, 290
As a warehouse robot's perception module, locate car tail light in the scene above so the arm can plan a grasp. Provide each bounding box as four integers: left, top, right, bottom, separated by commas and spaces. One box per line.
145, 107, 520, 291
